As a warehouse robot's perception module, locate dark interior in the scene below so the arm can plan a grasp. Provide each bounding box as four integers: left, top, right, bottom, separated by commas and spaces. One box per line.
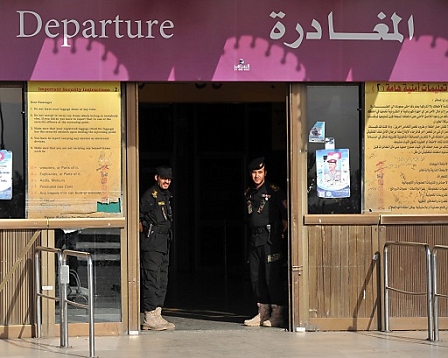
138, 101, 287, 324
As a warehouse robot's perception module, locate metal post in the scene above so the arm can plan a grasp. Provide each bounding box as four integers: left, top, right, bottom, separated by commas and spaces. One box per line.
383, 241, 433, 341
34, 251, 42, 338
62, 249, 96, 358
425, 245, 434, 341
61, 257, 68, 348
432, 250, 439, 341
87, 255, 95, 358
383, 244, 389, 332
34, 246, 63, 341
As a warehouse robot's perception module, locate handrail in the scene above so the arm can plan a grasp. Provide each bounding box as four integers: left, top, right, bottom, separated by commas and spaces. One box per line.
34, 246, 63, 340
303, 214, 448, 226
303, 214, 379, 225
0, 217, 125, 229
61, 249, 95, 358
431, 245, 448, 341
380, 215, 448, 225
35, 246, 96, 358
383, 241, 434, 341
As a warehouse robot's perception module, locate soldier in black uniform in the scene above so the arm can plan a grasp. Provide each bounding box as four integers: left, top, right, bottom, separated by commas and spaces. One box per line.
243, 157, 288, 328
140, 166, 175, 331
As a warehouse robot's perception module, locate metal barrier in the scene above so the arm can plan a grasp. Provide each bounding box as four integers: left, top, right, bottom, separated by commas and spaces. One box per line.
432, 244, 448, 341
35, 246, 96, 358
383, 241, 434, 341
61, 249, 96, 358
34, 246, 63, 339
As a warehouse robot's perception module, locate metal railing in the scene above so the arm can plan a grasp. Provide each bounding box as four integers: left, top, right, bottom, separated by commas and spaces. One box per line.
35, 246, 96, 357
432, 244, 448, 341
383, 241, 434, 341
34, 246, 63, 339
60, 249, 95, 357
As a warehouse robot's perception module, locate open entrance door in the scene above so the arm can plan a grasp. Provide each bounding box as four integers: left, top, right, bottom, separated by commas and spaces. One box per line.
138, 83, 288, 330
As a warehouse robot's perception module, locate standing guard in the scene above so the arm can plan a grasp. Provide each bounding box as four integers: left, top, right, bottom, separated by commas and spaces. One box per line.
139, 166, 175, 331
243, 157, 288, 328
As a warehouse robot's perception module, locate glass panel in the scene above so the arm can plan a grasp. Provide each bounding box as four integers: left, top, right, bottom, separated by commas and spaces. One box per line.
306, 85, 361, 214
0, 87, 25, 218
55, 228, 121, 323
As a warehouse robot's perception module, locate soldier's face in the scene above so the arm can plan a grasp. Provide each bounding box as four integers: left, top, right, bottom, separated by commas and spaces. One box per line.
156, 175, 172, 190
251, 168, 266, 188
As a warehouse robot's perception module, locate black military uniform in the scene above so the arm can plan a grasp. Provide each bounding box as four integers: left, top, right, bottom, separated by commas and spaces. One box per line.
244, 157, 288, 327
55, 229, 79, 287
140, 168, 173, 314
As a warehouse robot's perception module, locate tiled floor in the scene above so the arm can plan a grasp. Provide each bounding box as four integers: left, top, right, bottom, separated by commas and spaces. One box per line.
4, 272, 448, 357
2, 328, 448, 358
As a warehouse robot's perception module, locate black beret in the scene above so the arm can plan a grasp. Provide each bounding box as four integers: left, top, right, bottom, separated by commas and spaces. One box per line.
156, 166, 173, 179
248, 157, 265, 171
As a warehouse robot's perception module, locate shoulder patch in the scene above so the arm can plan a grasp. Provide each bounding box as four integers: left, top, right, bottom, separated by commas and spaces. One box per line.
151, 190, 158, 198
270, 183, 280, 192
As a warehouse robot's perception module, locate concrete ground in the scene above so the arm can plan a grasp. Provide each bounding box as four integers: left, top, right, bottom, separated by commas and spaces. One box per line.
1, 317, 447, 358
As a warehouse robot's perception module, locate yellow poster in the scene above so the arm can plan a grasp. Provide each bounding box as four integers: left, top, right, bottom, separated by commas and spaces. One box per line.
365, 82, 448, 214
27, 82, 122, 218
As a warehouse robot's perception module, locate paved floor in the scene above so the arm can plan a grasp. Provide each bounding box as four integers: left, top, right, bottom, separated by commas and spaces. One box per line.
4, 272, 447, 358
2, 318, 448, 358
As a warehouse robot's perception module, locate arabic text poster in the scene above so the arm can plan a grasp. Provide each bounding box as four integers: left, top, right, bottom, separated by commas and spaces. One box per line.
365, 82, 448, 213
316, 149, 350, 198
27, 82, 122, 218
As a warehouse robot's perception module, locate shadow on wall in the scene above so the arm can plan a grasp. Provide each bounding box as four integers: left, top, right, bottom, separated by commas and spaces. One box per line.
3, 3, 448, 81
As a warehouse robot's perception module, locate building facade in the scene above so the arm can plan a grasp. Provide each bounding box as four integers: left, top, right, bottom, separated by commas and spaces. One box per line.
1, 0, 448, 338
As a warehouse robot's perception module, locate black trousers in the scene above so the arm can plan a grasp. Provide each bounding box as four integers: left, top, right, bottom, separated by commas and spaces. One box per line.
140, 249, 170, 312
56, 230, 79, 286
248, 242, 286, 305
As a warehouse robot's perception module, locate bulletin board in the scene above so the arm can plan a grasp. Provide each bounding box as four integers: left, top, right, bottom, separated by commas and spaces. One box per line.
364, 82, 448, 213
27, 82, 122, 218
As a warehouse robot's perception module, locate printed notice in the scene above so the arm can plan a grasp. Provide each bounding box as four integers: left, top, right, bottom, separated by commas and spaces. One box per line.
365, 82, 448, 213
27, 82, 122, 218
0, 150, 12, 200
316, 149, 350, 198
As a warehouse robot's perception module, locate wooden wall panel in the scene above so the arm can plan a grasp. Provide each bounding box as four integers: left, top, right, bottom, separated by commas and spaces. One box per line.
0, 230, 40, 331
305, 223, 448, 331
307, 225, 381, 330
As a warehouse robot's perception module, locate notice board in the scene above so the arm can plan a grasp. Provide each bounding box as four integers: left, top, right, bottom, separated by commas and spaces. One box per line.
27, 82, 122, 218
365, 82, 448, 214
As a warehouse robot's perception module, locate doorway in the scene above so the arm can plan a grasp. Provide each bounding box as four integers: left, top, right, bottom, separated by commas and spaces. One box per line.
138, 83, 288, 328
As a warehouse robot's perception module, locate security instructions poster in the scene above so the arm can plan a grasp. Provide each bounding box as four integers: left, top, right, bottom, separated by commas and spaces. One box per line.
27, 82, 121, 218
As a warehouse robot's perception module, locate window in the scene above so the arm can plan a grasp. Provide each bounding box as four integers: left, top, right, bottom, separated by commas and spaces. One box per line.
0, 86, 25, 218
307, 85, 361, 214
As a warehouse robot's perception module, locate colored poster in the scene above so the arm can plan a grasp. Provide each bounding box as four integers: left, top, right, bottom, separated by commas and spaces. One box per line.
309, 122, 326, 143
0, 150, 12, 200
316, 149, 350, 198
27, 82, 122, 218
365, 82, 448, 213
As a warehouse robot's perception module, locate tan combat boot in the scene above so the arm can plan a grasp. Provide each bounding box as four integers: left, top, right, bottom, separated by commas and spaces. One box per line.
156, 307, 175, 330
141, 308, 170, 331
244, 303, 271, 326
262, 304, 284, 327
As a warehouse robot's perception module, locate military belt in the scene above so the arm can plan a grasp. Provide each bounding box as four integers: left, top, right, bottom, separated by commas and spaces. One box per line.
250, 226, 268, 235
150, 227, 170, 235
